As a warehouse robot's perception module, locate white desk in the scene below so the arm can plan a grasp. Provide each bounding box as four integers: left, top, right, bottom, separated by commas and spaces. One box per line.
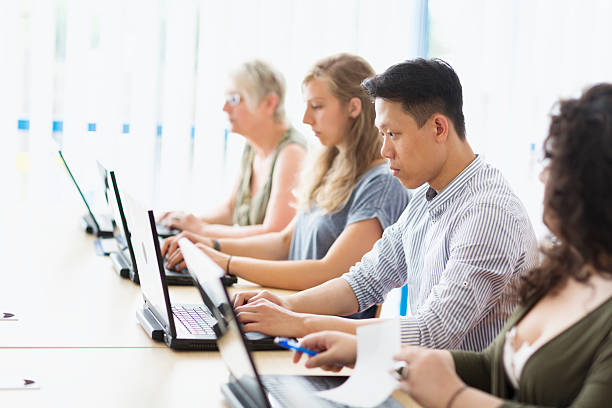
1, 149, 418, 407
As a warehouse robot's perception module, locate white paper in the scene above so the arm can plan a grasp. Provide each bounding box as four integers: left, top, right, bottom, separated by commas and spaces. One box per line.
0, 378, 39, 390
317, 318, 400, 407
1, 312, 18, 321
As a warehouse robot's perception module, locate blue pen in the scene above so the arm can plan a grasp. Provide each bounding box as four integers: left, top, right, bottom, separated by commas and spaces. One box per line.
274, 337, 317, 356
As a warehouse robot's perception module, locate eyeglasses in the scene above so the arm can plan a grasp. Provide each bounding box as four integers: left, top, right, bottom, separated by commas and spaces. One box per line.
225, 93, 242, 106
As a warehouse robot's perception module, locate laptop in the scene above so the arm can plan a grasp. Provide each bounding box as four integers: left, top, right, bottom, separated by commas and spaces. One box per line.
104, 169, 219, 286
96, 160, 179, 239
95, 164, 191, 284
124, 192, 270, 351
58, 150, 114, 238
211, 276, 402, 407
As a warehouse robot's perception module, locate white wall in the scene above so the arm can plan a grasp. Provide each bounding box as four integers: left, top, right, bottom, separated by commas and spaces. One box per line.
429, 0, 612, 239
5, 0, 612, 235
2, 0, 424, 213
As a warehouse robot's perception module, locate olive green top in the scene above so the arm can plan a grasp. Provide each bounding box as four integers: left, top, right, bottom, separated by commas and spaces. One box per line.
232, 127, 306, 226
451, 295, 612, 407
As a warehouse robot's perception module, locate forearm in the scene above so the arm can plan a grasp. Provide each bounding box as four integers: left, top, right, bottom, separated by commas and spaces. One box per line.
217, 232, 290, 260
230, 257, 350, 291
286, 278, 360, 315
198, 203, 234, 226
450, 388, 502, 408
299, 314, 381, 337
202, 223, 281, 239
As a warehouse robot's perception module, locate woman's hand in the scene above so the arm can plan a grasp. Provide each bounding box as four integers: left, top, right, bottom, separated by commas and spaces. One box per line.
293, 331, 357, 372
232, 290, 287, 308
235, 298, 307, 338
160, 231, 213, 270
393, 346, 464, 408
158, 211, 205, 234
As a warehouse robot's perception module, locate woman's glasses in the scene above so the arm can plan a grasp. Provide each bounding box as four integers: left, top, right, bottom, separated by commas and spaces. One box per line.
225, 93, 242, 106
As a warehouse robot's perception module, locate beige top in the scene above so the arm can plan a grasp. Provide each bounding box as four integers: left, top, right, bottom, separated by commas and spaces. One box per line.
232, 127, 305, 226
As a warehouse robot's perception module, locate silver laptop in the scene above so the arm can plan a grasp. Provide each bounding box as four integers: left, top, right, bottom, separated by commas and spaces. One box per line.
177, 241, 401, 408
58, 150, 114, 237
123, 192, 274, 351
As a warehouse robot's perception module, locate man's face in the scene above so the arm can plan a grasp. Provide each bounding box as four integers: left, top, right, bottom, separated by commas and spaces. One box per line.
375, 98, 446, 189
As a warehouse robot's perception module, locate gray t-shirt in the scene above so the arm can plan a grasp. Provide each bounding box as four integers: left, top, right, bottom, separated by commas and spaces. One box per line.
289, 163, 410, 261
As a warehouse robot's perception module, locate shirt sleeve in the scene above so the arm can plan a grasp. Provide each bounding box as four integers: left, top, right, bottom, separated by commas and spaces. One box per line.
342, 207, 410, 310
346, 172, 409, 230
451, 340, 498, 393
399, 203, 525, 348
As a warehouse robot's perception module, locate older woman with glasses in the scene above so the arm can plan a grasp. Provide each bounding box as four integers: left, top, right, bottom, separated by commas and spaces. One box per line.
159, 60, 307, 239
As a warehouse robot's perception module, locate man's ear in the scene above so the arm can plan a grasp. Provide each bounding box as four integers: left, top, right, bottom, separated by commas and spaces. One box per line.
261, 93, 279, 117
348, 97, 362, 119
431, 114, 449, 143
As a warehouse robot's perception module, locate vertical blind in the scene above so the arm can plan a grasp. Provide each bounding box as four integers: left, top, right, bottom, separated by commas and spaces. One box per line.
2, 0, 426, 211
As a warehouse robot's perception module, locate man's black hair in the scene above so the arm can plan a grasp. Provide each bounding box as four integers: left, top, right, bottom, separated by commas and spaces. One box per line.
362, 58, 466, 139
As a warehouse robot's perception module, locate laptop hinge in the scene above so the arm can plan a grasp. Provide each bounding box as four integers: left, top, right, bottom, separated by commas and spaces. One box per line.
109, 251, 131, 278
136, 307, 165, 342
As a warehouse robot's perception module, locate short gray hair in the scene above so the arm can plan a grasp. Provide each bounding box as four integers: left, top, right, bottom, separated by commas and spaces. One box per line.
230, 60, 286, 123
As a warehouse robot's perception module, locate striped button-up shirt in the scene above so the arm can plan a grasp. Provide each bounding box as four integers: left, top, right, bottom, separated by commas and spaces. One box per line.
343, 156, 538, 351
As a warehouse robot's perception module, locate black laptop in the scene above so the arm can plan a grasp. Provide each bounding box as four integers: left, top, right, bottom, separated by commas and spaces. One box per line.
103, 169, 217, 286
58, 150, 114, 238
212, 275, 402, 407
124, 192, 271, 351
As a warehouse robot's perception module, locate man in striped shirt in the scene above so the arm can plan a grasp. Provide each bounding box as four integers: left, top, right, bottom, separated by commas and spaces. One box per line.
233, 58, 538, 352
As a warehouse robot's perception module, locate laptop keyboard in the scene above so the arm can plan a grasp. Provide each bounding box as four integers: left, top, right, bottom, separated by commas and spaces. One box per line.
172, 305, 216, 336
261, 375, 402, 408
261, 376, 345, 407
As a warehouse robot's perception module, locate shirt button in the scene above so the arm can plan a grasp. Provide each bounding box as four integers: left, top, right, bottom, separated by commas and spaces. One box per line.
462, 281, 469, 287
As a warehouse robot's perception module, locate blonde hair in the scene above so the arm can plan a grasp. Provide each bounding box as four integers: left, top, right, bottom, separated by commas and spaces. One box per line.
296, 54, 382, 214
230, 60, 286, 123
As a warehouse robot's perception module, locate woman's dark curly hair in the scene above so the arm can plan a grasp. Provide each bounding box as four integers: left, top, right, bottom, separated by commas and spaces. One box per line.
519, 83, 612, 303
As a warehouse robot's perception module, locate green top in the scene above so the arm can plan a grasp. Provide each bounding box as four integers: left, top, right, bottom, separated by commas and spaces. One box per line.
232, 127, 306, 226
451, 295, 612, 407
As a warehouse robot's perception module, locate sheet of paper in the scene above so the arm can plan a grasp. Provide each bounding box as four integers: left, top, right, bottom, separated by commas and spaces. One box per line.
0, 378, 40, 390
317, 318, 400, 407
1, 312, 18, 321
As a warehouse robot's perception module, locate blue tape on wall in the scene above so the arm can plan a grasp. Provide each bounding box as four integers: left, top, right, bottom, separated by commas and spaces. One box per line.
15, 119, 200, 138
18, 119, 30, 130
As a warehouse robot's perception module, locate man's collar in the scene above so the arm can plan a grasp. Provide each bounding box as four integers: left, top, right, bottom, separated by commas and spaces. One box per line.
425, 155, 484, 212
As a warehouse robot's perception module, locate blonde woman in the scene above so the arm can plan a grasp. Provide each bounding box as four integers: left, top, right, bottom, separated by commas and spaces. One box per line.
159, 60, 306, 238
162, 54, 409, 315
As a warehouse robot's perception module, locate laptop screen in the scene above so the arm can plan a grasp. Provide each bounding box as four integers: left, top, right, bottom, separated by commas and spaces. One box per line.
96, 160, 110, 206
179, 239, 227, 331
107, 172, 129, 247
178, 240, 270, 408
108, 172, 139, 272
216, 283, 271, 408
58, 150, 98, 225
123, 192, 176, 336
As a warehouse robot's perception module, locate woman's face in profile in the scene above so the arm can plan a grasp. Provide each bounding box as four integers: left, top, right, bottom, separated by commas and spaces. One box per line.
301, 78, 351, 149
222, 84, 256, 135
